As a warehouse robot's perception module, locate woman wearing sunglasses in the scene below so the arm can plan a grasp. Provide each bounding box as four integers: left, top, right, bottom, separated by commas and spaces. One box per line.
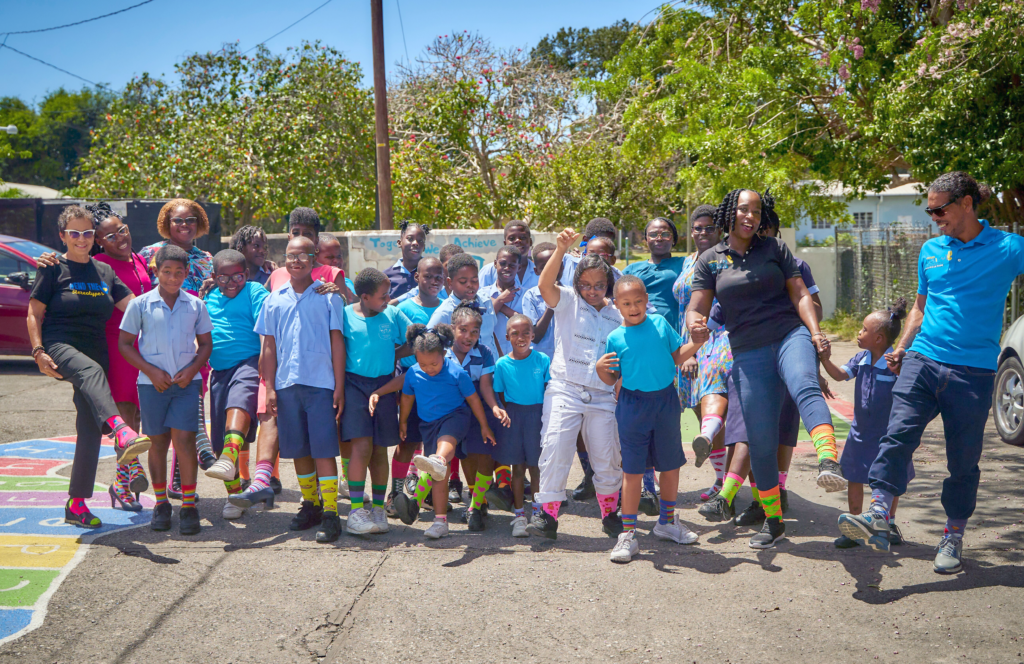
26, 205, 151, 528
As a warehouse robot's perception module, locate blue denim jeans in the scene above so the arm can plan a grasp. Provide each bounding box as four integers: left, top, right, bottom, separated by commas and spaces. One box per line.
731, 326, 833, 492
869, 351, 994, 520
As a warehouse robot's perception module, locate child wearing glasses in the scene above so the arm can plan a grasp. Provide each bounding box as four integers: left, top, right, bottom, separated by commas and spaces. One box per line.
201, 250, 272, 520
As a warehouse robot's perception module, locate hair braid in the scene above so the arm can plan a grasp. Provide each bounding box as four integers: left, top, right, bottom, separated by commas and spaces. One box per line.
714, 189, 744, 234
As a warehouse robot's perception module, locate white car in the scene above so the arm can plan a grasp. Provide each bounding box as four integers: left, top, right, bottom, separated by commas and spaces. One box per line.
995, 316, 1024, 446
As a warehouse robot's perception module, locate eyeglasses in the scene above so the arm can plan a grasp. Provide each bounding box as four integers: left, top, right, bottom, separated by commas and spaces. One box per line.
589, 252, 614, 260
215, 273, 247, 285
691, 225, 715, 235
285, 252, 315, 263
925, 198, 959, 218
63, 229, 95, 240
647, 232, 674, 241
101, 226, 130, 243
170, 216, 198, 226
578, 282, 608, 292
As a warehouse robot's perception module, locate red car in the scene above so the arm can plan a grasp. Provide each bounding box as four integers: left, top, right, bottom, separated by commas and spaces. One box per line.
0, 235, 54, 355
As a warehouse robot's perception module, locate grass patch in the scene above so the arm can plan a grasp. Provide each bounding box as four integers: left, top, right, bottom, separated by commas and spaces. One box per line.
821, 311, 863, 341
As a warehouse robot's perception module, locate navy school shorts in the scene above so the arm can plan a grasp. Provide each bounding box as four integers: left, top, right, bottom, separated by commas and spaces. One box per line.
139, 381, 200, 436
209, 356, 260, 452
341, 373, 400, 446
616, 384, 684, 475
495, 402, 543, 467
276, 384, 340, 459
418, 404, 472, 458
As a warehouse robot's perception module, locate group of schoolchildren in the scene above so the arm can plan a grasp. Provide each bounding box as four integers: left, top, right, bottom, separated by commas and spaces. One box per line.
119, 203, 910, 564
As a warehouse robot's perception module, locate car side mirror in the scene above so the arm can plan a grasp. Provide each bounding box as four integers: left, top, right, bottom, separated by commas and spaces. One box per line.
5, 272, 30, 291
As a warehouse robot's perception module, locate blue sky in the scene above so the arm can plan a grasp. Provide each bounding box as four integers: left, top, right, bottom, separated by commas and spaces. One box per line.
1, 1, 652, 103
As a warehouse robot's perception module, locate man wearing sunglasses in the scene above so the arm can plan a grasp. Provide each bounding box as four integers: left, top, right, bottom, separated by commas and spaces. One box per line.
839, 171, 1024, 575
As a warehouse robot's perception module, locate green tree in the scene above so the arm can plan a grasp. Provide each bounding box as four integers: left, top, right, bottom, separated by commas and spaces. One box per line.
73, 42, 376, 232
531, 19, 633, 78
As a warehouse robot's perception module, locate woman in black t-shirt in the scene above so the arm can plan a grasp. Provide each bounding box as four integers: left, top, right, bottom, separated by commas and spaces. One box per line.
685, 189, 844, 550
26, 205, 152, 529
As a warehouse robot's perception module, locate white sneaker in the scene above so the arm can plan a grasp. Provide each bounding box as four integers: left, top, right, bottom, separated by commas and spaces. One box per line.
511, 515, 529, 538
610, 530, 639, 563
370, 506, 389, 533
339, 481, 350, 499
413, 454, 448, 482
652, 514, 699, 544
222, 501, 246, 520
424, 519, 449, 539
347, 507, 375, 535
205, 457, 236, 481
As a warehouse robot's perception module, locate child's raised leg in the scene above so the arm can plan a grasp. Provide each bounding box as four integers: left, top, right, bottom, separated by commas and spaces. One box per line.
207, 407, 250, 487
421, 436, 458, 539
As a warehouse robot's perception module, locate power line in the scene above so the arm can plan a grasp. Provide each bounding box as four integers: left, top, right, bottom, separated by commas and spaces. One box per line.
243, 0, 335, 55
395, 0, 410, 64
0, 0, 156, 36
0, 43, 103, 87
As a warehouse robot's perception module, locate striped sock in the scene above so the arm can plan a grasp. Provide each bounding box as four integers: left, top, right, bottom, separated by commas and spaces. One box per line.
349, 481, 366, 510
542, 501, 560, 520
760, 486, 782, 519
116, 464, 130, 492
719, 472, 745, 505
414, 474, 433, 503
250, 460, 274, 492
622, 513, 637, 532
471, 472, 492, 510
810, 424, 838, 463
750, 482, 760, 504
238, 449, 251, 480
371, 484, 387, 509
181, 484, 196, 509
222, 430, 244, 464
224, 477, 242, 495
297, 472, 321, 507
153, 482, 168, 505
319, 476, 339, 514
659, 499, 676, 525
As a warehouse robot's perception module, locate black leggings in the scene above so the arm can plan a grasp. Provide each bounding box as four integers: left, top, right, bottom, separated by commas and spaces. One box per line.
46, 342, 120, 498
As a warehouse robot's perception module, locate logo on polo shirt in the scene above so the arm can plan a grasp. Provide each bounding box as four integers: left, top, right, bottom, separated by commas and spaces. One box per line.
708, 256, 732, 274
377, 322, 393, 339
947, 250, 953, 261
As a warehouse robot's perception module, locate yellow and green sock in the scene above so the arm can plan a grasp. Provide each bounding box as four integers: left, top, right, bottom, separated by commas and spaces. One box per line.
414, 474, 433, 503
319, 475, 338, 514
224, 477, 242, 495
719, 472, 745, 506
297, 471, 322, 507
760, 486, 782, 519
750, 481, 760, 504
810, 424, 838, 463
470, 472, 492, 511
222, 430, 244, 464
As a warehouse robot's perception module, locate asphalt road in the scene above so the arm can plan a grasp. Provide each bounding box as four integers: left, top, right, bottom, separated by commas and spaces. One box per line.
2, 343, 1024, 664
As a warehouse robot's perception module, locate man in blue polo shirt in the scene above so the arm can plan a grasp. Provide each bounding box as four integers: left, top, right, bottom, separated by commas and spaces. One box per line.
839, 172, 1024, 574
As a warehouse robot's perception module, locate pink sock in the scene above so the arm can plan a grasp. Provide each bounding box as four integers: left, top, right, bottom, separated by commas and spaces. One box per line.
709, 448, 727, 483
700, 414, 724, 440
543, 501, 561, 520
597, 492, 619, 519
105, 415, 138, 448
449, 458, 460, 482
392, 459, 411, 483
778, 471, 788, 490
250, 460, 274, 491
68, 497, 88, 514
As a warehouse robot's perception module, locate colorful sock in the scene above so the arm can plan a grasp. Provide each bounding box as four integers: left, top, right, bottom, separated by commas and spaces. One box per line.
115, 464, 130, 493
708, 449, 727, 484
622, 513, 637, 532
449, 457, 460, 482
104, 415, 139, 448
888, 516, 896, 525
944, 518, 968, 539
319, 476, 339, 513
869, 487, 893, 520
700, 414, 724, 440
195, 398, 213, 457
153, 482, 168, 505
181, 483, 196, 509
542, 500, 561, 520
238, 449, 251, 480
68, 497, 88, 515
759, 486, 781, 519
659, 499, 676, 525
577, 450, 592, 476
642, 468, 657, 493
414, 475, 433, 503
778, 471, 788, 490
222, 430, 244, 464
495, 465, 512, 488
297, 471, 322, 507
341, 457, 350, 482
719, 472, 745, 506
224, 477, 242, 495
349, 481, 366, 511
532, 501, 541, 516
597, 492, 619, 519
371, 484, 387, 508
250, 460, 274, 492
434, 514, 447, 524
750, 481, 760, 504
810, 424, 838, 463
392, 459, 411, 486
471, 472, 492, 510
514, 507, 525, 518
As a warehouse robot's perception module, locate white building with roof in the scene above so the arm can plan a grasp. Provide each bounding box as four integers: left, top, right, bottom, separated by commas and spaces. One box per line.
796, 181, 937, 244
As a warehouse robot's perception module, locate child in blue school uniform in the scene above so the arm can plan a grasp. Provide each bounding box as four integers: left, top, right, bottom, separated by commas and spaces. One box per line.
118, 245, 213, 536
340, 268, 413, 536
491, 314, 550, 538
371, 324, 497, 539
596, 275, 706, 563
823, 298, 913, 549
253, 236, 346, 544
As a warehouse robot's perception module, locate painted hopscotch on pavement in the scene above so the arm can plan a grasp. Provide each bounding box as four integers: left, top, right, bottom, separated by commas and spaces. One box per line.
0, 435, 152, 646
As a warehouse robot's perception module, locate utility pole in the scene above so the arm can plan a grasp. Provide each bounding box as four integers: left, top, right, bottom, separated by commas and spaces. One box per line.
371, 0, 394, 230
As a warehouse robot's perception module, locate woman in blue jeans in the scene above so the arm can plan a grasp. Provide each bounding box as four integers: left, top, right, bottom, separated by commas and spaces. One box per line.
685, 188, 845, 549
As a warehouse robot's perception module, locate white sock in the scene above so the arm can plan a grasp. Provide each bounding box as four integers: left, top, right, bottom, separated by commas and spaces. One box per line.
708, 448, 727, 485
700, 414, 724, 441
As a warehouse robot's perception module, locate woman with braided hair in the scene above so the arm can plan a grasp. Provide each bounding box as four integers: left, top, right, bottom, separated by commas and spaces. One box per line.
686, 188, 845, 549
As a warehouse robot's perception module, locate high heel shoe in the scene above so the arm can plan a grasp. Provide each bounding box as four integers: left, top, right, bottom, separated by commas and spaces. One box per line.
228, 485, 275, 510
65, 500, 102, 529
109, 484, 143, 512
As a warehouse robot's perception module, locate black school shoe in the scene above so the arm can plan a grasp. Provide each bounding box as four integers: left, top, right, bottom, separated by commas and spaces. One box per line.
393, 493, 420, 525
179, 507, 201, 536
467, 508, 486, 532
526, 511, 558, 540
151, 502, 172, 531
698, 495, 735, 522
749, 517, 785, 549
734, 501, 766, 527
270, 476, 283, 495
316, 512, 342, 543
572, 473, 595, 501
290, 501, 323, 531
638, 488, 660, 517
448, 478, 464, 503
485, 485, 514, 513
602, 512, 624, 538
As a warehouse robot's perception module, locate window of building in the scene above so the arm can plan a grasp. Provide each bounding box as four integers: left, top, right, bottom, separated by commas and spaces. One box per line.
852, 212, 874, 228
811, 218, 831, 229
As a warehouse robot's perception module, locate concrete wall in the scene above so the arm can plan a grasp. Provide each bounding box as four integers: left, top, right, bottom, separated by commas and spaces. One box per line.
796, 246, 837, 320
228, 229, 557, 275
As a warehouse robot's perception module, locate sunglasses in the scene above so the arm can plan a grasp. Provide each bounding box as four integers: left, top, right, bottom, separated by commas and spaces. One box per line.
691, 225, 715, 235
647, 232, 674, 241
101, 226, 130, 243
924, 198, 958, 218
170, 216, 199, 226
63, 229, 95, 240
215, 273, 247, 285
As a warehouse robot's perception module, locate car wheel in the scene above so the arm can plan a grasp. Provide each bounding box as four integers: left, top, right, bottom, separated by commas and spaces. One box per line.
994, 355, 1024, 446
